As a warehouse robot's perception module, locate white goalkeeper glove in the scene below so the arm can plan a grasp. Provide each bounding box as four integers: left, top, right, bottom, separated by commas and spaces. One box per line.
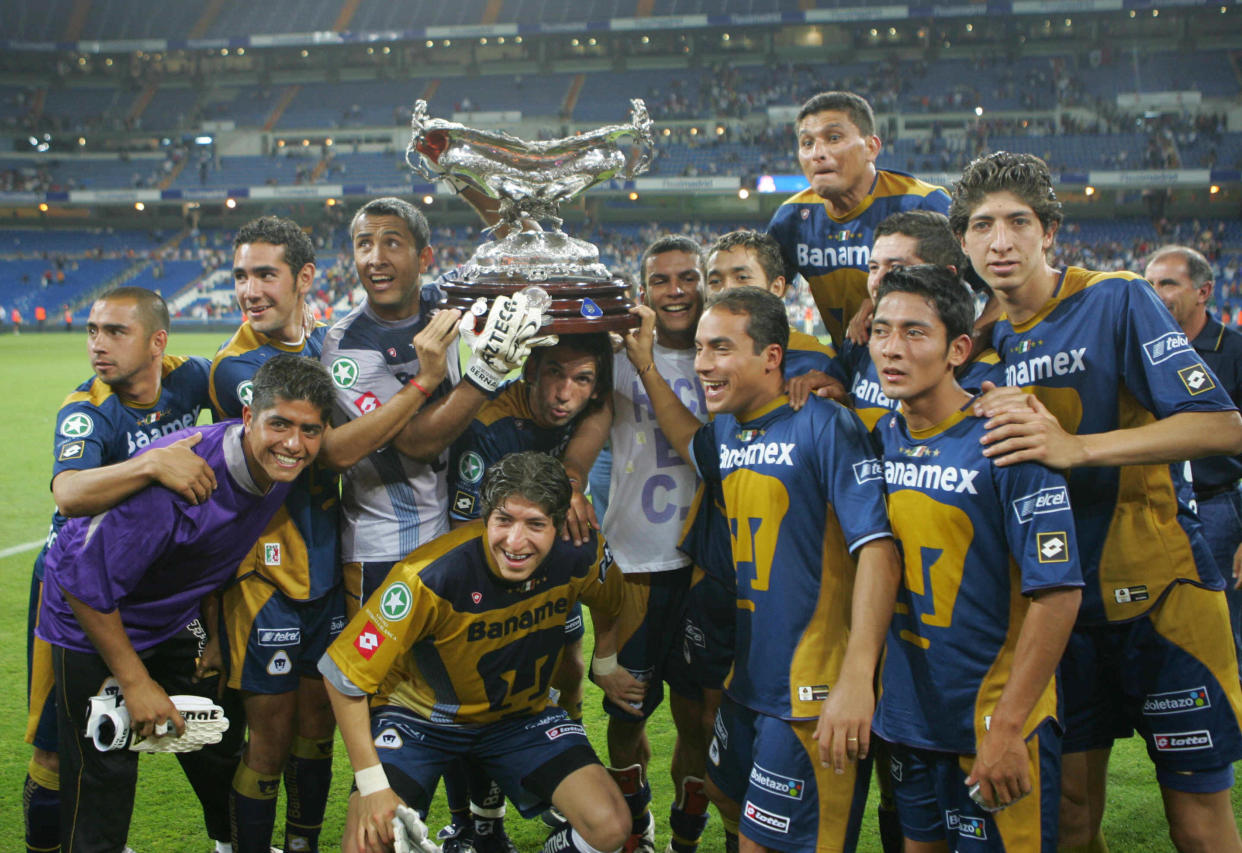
86, 678, 229, 753
460, 288, 558, 394
392, 803, 440, 853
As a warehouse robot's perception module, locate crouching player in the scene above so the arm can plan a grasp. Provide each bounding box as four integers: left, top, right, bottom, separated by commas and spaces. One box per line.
37, 354, 336, 852
322, 451, 647, 853
868, 266, 1083, 850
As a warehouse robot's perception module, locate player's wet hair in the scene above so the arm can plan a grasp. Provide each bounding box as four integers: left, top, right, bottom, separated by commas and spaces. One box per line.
948, 151, 1064, 238
640, 235, 703, 288
480, 451, 573, 530
704, 287, 789, 370
350, 196, 431, 253
796, 91, 876, 137
708, 230, 785, 288
875, 265, 974, 346
233, 216, 316, 281
1147, 245, 1214, 288
523, 332, 614, 416
98, 286, 171, 336
249, 354, 336, 423
875, 211, 966, 272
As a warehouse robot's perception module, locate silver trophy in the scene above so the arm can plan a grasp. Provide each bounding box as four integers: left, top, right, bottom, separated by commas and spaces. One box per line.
406, 99, 655, 332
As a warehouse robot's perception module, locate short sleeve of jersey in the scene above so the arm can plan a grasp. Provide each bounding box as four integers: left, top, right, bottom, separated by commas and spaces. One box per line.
572, 534, 626, 622
210, 354, 252, 420
995, 461, 1084, 594
51, 399, 113, 480
688, 420, 721, 487
817, 405, 891, 550
447, 420, 500, 522
327, 566, 441, 696
1117, 281, 1237, 417
52, 499, 178, 613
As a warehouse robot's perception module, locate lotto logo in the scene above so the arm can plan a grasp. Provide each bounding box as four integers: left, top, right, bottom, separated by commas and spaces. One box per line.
749, 764, 805, 800
743, 801, 790, 834
264, 543, 281, 566
454, 491, 476, 515
354, 391, 380, 414
1178, 364, 1215, 395
354, 622, 383, 660
374, 727, 403, 750
258, 628, 300, 647
1154, 730, 1213, 751
890, 757, 903, 782
708, 739, 721, 765
58, 440, 85, 461
1144, 687, 1210, 716
1142, 331, 1191, 365
1012, 486, 1070, 524
1036, 532, 1069, 563
546, 723, 586, 741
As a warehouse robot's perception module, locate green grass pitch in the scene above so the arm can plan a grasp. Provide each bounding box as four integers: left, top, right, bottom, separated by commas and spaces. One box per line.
0, 329, 1237, 850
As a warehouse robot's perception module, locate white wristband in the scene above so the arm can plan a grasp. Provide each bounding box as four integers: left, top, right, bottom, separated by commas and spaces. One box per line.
355, 764, 390, 796
593, 653, 618, 676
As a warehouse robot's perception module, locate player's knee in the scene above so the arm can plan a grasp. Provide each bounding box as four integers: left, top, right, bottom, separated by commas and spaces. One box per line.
1168, 821, 1217, 853
576, 800, 631, 852
1057, 793, 1093, 849
32, 747, 58, 774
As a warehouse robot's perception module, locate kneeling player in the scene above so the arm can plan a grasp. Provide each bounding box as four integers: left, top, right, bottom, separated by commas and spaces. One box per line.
322, 451, 646, 853
869, 266, 1083, 851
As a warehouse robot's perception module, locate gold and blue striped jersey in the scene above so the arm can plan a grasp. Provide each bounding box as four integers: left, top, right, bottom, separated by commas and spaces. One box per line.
328, 524, 627, 724
210, 323, 340, 601
993, 268, 1236, 624
767, 169, 950, 343
871, 406, 1083, 752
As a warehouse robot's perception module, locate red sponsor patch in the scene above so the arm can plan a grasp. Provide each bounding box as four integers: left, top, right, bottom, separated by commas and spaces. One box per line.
355, 391, 381, 414
353, 621, 384, 660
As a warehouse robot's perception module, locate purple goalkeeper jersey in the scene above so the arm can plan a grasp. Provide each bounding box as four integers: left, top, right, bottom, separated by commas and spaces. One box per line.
38, 420, 292, 653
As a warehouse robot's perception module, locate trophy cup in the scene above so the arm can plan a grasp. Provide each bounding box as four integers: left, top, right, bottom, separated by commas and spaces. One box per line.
406, 99, 655, 333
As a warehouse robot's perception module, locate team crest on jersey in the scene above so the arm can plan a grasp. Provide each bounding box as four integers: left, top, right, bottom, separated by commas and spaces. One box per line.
266, 650, 292, 676
899, 445, 940, 458
1036, 532, 1069, 563
331, 357, 359, 389
380, 582, 413, 621
471, 591, 483, 604
387, 347, 398, 359
355, 391, 380, 414
58, 440, 85, 461
375, 726, 403, 749
459, 451, 486, 484
264, 543, 281, 566
354, 621, 383, 659
60, 412, 94, 438
800, 208, 809, 220
236, 380, 254, 407
1177, 363, 1215, 395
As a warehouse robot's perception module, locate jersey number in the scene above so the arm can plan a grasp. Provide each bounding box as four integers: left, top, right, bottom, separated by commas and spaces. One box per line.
889, 490, 971, 649
475, 627, 564, 712
723, 470, 790, 595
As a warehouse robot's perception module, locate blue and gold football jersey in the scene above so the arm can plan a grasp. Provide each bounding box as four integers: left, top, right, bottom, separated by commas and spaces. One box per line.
871, 407, 1083, 753
689, 395, 891, 720
993, 268, 1236, 624
210, 323, 340, 601
35, 355, 210, 581
767, 170, 950, 343
448, 379, 577, 522
328, 524, 626, 724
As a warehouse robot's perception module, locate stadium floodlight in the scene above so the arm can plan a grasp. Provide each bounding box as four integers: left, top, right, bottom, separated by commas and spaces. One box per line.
225, 198, 237, 209
195, 135, 213, 145
737, 188, 750, 200
135, 202, 145, 211
975, 106, 984, 116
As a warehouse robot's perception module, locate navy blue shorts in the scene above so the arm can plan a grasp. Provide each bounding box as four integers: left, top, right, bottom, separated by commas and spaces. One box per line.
889, 719, 1061, 852
369, 704, 601, 818
664, 567, 734, 693
1061, 582, 1242, 792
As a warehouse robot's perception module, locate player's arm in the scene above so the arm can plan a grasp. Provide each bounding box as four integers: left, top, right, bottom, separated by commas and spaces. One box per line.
53, 431, 217, 515
318, 308, 462, 471
624, 305, 700, 462
977, 384, 1242, 469
323, 669, 403, 851
582, 550, 647, 714
390, 380, 490, 463
815, 536, 902, 772
63, 590, 185, 738
561, 398, 613, 543
966, 585, 1080, 809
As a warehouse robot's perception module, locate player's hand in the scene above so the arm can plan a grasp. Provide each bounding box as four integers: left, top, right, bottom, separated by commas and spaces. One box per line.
462, 291, 557, 393
623, 305, 657, 372
813, 673, 873, 774
966, 726, 1032, 810
786, 369, 847, 410
411, 307, 461, 389
971, 381, 1032, 418
980, 392, 1085, 469
149, 432, 217, 505
846, 296, 874, 346
193, 633, 224, 688
593, 667, 647, 717
1232, 542, 1242, 590
353, 787, 403, 853
301, 301, 318, 339
118, 673, 186, 739
563, 482, 599, 545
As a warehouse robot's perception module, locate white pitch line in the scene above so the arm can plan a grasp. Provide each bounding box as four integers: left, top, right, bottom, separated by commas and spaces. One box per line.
0, 539, 43, 559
